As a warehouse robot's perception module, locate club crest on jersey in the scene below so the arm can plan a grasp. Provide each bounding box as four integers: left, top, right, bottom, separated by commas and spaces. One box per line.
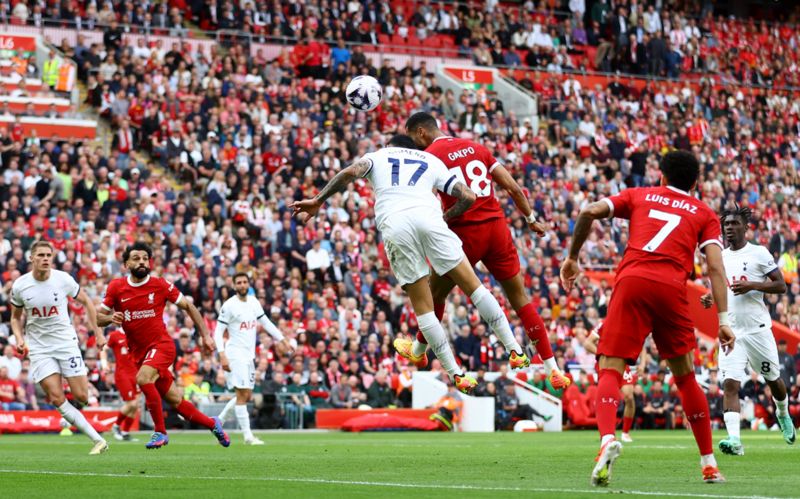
148, 293, 155, 304
30, 306, 58, 317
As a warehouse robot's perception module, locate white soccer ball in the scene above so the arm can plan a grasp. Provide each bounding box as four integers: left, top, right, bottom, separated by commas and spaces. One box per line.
345, 75, 382, 112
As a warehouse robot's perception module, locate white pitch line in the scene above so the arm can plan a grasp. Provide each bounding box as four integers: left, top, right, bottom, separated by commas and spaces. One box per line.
0, 469, 786, 499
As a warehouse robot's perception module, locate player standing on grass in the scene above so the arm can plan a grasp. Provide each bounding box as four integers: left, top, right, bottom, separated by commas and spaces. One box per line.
215, 272, 293, 445
402, 112, 570, 388
102, 328, 140, 441
98, 242, 230, 450
10, 241, 108, 455
292, 135, 530, 394
560, 151, 735, 485
701, 205, 795, 455
584, 323, 646, 443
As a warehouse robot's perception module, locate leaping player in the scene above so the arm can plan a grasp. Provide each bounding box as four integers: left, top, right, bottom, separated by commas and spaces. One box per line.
402, 112, 570, 388
701, 205, 795, 455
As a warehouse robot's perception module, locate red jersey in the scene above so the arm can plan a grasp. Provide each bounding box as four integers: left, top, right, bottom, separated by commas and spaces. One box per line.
102, 276, 183, 361
106, 330, 138, 378
425, 136, 503, 227
605, 186, 722, 287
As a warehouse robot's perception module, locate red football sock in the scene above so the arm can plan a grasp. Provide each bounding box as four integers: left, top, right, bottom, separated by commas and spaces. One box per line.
674, 372, 713, 456
121, 415, 136, 432
116, 411, 126, 426
140, 383, 166, 434
596, 369, 623, 439
517, 303, 553, 360
176, 400, 215, 429
622, 416, 634, 433
433, 301, 445, 322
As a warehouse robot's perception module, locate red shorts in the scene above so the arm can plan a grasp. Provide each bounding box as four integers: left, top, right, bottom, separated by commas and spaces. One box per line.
136, 340, 176, 386
116, 371, 140, 401
451, 218, 520, 281
594, 362, 637, 386
598, 276, 695, 363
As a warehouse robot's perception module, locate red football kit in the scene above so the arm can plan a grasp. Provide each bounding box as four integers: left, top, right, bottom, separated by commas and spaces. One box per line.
102, 275, 183, 384
599, 185, 722, 362
425, 136, 519, 281
107, 330, 140, 401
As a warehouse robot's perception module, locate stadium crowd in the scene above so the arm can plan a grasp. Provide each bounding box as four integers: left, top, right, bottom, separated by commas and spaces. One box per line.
0, 0, 799, 431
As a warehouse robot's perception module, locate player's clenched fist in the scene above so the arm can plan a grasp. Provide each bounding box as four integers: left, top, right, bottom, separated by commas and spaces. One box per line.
201, 334, 216, 356
718, 325, 735, 354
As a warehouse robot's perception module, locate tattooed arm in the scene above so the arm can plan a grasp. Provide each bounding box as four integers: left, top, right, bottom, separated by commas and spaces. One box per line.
443, 182, 477, 221
291, 157, 373, 221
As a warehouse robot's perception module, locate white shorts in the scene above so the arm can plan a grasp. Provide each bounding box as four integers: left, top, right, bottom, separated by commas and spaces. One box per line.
380, 212, 464, 286
29, 345, 87, 383
226, 358, 256, 390
718, 330, 781, 383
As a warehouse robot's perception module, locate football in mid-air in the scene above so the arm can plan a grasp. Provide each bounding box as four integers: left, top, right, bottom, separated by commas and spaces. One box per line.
346, 75, 382, 112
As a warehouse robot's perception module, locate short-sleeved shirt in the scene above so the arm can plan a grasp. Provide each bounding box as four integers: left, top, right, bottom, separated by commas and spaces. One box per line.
362, 147, 460, 229
101, 275, 183, 362
723, 243, 778, 334
106, 330, 138, 378
603, 185, 722, 287
217, 295, 268, 361
11, 270, 81, 355
425, 136, 504, 227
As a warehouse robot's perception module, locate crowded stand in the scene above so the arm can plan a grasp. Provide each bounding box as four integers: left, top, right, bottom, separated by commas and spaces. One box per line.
0, 0, 798, 433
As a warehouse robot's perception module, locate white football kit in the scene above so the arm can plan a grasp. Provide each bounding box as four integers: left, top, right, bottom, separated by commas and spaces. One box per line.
11, 270, 86, 382
718, 243, 781, 383
362, 147, 465, 285
215, 294, 284, 390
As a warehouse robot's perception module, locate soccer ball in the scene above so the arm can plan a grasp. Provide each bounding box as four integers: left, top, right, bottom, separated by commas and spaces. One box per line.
345, 75, 382, 112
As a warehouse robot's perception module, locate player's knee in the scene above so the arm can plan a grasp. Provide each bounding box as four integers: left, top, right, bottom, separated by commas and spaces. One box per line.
50, 394, 67, 407
136, 372, 155, 386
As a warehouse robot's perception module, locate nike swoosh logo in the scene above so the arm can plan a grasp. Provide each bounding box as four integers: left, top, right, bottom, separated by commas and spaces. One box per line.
121, 298, 132, 302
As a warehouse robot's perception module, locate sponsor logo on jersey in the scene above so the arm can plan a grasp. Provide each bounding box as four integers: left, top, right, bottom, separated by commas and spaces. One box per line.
240, 320, 258, 331
30, 306, 59, 318
123, 309, 157, 321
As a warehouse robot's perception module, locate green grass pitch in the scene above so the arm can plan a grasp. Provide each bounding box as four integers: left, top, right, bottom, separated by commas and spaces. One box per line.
0, 430, 796, 498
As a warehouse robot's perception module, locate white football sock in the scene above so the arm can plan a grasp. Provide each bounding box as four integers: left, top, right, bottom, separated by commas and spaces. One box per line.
412, 339, 427, 357
418, 312, 461, 379
774, 396, 789, 417
58, 401, 103, 443
601, 434, 616, 446
723, 411, 741, 439
700, 454, 717, 468
470, 286, 522, 353
219, 397, 237, 421
543, 357, 558, 372
234, 404, 253, 440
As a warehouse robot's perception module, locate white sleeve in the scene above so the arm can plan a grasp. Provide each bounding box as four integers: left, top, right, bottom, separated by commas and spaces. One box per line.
10, 280, 23, 308
359, 153, 375, 179
760, 247, 778, 275
257, 308, 285, 341
431, 157, 460, 195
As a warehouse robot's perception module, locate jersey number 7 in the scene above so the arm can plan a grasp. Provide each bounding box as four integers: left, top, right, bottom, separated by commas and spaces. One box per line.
389, 157, 428, 186
644, 209, 681, 252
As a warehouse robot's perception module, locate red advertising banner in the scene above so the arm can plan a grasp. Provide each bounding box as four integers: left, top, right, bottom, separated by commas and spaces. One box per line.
0, 35, 37, 60
0, 409, 138, 434
445, 67, 494, 85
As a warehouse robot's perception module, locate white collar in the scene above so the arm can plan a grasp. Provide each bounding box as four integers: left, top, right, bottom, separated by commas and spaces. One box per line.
127, 275, 151, 287
666, 185, 690, 196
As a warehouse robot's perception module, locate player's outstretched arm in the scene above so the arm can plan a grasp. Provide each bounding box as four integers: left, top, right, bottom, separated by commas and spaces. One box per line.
177, 297, 215, 355
704, 244, 735, 354
492, 164, 545, 236
290, 158, 371, 222
444, 182, 477, 220
76, 290, 106, 349
560, 200, 611, 291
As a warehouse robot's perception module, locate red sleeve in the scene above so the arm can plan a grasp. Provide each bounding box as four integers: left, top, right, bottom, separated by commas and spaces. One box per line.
163, 279, 182, 304
604, 188, 635, 220
102, 280, 117, 311
698, 208, 723, 252
482, 145, 501, 173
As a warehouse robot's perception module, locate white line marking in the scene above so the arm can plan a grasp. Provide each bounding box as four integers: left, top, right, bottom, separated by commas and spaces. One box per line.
0, 469, 785, 499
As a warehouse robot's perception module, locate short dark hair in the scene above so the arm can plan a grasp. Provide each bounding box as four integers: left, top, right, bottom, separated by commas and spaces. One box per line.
387, 134, 418, 149
721, 203, 752, 226
233, 272, 250, 283
122, 242, 153, 263
405, 112, 438, 135
660, 151, 700, 192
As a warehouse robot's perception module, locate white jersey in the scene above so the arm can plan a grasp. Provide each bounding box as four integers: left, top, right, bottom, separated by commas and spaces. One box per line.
216, 295, 270, 361
723, 242, 777, 334
10, 270, 81, 355
362, 147, 460, 229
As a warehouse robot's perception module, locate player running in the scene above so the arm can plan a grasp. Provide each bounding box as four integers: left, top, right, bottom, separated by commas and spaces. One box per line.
215, 272, 292, 445
584, 323, 646, 443
402, 112, 569, 388
98, 242, 230, 450
10, 241, 108, 455
102, 329, 140, 441
700, 205, 795, 455
292, 135, 528, 394
560, 151, 735, 485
